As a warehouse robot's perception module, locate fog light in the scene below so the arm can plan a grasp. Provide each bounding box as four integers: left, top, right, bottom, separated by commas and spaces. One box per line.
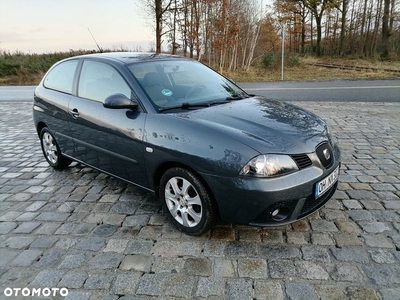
271, 207, 290, 221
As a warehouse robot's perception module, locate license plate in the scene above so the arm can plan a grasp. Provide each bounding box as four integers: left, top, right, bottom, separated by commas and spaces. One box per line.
315, 166, 339, 199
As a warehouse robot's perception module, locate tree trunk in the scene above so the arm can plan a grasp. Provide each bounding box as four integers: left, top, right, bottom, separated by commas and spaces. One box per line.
339, 0, 347, 57
371, 0, 383, 56
170, 0, 177, 54
155, 0, 162, 53
301, 6, 307, 54
381, 0, 391, 58
315, 14, 323, 56
310, 13, 314, 53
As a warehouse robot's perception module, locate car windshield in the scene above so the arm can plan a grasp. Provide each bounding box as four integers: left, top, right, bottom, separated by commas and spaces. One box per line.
127, 60, 248, 111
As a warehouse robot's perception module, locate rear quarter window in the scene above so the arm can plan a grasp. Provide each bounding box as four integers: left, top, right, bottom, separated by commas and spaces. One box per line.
44, 60, 78, 94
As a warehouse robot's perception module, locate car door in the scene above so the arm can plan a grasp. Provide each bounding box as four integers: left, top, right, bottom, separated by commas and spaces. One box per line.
68, 60, 148, 187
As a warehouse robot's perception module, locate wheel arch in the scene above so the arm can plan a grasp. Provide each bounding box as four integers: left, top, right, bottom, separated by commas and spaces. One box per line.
36, 121, 48, 136
153, 161, 221, 217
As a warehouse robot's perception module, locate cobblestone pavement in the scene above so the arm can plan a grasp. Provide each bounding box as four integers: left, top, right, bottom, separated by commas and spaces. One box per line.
0, 100, 399, 300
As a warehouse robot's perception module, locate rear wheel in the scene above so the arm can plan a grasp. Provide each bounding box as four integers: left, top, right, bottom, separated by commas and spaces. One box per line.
40, 127, 71, 169
160, 167, 216, 235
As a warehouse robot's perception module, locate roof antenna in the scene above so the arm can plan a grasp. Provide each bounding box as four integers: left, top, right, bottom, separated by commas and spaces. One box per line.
87, 28, 103, 53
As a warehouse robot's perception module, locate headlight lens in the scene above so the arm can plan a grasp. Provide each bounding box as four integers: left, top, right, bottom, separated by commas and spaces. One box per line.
240, 154, 299, 178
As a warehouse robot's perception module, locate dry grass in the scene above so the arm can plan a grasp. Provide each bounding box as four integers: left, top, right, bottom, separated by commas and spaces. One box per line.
0, 71, 45, 86
303, 56, 400, 70
223, 57, 400, 82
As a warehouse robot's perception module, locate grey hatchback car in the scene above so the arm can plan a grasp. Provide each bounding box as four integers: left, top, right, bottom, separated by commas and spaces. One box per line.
33, 52, 340, 235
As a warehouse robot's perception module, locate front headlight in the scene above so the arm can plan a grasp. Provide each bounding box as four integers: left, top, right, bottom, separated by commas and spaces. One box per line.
240, 154, 299, 178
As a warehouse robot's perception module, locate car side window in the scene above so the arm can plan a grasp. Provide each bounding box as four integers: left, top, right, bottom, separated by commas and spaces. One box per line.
44, 60, 78, 94
78, 61, 131, 102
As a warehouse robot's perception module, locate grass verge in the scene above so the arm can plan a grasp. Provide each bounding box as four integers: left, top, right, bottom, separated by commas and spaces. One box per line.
1, 51, 399, 85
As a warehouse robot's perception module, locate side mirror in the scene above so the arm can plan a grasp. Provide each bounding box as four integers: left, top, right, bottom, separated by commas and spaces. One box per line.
103, 94, 138, 109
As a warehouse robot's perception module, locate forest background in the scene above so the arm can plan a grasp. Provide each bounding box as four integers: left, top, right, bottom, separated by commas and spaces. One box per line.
1, 0, 399, 85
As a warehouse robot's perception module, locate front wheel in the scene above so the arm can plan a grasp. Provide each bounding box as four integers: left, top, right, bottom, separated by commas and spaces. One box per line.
160, 167, 217, 235
40, 127, 71, 169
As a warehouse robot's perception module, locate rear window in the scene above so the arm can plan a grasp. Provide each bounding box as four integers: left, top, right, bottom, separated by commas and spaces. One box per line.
44, 60, 78, 94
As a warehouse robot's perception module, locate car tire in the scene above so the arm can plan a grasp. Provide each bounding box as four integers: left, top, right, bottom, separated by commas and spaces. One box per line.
40, 127, 72, 169
160, 167, 217, 235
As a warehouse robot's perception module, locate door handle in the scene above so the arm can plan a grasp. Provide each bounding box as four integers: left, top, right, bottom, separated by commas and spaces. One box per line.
70, 108, 79, 119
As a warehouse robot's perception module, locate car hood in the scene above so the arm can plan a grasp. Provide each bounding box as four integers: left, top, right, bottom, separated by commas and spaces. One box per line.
174, 97, 329, 154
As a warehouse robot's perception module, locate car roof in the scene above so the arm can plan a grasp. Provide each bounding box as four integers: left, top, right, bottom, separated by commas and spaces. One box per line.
70, 52, 189, 64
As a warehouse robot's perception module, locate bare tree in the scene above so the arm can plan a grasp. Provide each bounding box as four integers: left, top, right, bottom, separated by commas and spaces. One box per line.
303, 0, 338, 56
140, 0, 173, 53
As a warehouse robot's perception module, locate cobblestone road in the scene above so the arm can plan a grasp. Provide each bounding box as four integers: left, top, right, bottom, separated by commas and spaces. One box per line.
0, 101, 399, 300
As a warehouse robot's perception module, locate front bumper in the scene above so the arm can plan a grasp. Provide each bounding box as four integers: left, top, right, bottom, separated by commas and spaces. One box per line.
201, 144, 341, 226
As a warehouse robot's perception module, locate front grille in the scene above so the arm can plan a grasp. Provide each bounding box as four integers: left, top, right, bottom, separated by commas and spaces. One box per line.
291, 154, 312, 170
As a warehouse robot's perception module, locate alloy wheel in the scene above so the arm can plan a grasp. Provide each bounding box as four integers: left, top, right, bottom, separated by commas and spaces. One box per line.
164, 176, 203, 228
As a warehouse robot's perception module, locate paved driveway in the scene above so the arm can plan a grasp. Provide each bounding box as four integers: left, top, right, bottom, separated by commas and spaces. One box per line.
0, 101, 399, 300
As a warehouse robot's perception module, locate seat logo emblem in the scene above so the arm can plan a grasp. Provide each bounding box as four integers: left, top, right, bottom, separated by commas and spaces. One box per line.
323, 148, 330, 160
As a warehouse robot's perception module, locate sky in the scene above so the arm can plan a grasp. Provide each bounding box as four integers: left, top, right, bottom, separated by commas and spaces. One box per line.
0, 0, 154, 54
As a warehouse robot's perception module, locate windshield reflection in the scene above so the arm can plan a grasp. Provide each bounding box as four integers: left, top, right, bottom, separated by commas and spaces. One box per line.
127, 60, 247, 111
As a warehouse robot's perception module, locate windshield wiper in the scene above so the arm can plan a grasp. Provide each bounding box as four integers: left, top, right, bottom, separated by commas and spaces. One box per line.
225, 94, 249, 101
158, 100, 230, 112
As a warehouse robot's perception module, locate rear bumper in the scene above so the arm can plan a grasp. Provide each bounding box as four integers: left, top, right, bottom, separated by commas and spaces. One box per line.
201, 145, 341, 226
